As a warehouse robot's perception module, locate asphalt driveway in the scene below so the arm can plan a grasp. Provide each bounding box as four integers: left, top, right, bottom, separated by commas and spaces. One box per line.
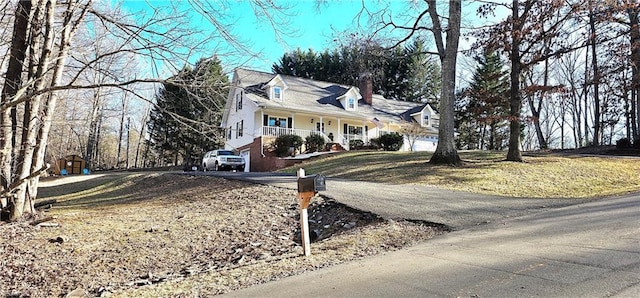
221, 187, 640, 298
192, 171, 640, 297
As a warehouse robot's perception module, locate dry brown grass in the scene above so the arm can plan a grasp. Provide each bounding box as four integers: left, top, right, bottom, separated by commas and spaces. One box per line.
281, 151, 640, 198
2, 173, 442, 297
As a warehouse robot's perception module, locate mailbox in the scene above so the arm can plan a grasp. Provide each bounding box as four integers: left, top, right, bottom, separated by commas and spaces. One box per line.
297, 174, 326, 193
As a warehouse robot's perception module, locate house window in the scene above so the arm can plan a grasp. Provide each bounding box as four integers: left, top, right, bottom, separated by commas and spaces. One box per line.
273, 87, 282, 101
236, 92, 243, 111
268, 117, 287, 128
348, 125, 363, 136
347, 97, 355, 110
423, 114, 430, 126
228, 126, 232, 140
239, 120, 244, 137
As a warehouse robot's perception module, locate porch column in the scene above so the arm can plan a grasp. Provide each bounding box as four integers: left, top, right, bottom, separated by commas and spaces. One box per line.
362, 120, 367, 141
291, 112, 295, 132
319, 116, 323, 132
337, 118, 341, 142
260, 110, 264, 136
260, 109, 265, 157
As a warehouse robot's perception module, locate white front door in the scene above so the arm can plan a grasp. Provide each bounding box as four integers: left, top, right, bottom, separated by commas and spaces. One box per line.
240, 149, 250, 172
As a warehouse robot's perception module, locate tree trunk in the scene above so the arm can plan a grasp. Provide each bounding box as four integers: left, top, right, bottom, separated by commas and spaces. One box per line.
536, 56, 551, 149
11, 0, 86, 221
488, 121, 496, 150
116, 95, 128, 168
560, 99, 566, 149
632, 89, 638, 140
14, 0, 57, 219
126, 117, 131, 168
85, 90, 102, 170
97, 111, 105, 166
507, 0, 523, 162
588, 0, 601, 146
527, 96, 546, 150
479, 123, 486, 150
628, 7, 640, 140
134, 107, 150, 168
428, 0, 461, 166
2, 1, 32, 220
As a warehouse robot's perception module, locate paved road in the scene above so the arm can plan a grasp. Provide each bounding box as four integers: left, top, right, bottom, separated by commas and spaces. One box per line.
194, 171, 584, 230
220, 190, 640, 297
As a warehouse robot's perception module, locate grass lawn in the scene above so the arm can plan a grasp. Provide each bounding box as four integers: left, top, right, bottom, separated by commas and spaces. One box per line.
280, 150, 640, 198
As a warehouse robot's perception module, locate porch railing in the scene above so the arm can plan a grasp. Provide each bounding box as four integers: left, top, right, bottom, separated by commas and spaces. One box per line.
341, 134, 372, 150
261, 126, 331, 143
261, 126, 382, 150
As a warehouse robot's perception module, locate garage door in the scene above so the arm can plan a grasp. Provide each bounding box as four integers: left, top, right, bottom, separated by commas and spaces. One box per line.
239, 149, 250, 172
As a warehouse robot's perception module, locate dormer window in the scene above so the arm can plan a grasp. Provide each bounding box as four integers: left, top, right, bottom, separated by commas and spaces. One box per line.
264, 74, 288, 101
347, 97, 356, 110
273, 87, 282, 101
339, 87, 360, 111
423, 114, 430, 126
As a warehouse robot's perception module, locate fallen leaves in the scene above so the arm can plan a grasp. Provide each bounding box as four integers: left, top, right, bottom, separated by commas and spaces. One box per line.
2, 173, 445, 297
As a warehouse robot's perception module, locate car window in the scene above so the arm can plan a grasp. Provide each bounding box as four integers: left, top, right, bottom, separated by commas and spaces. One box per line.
217, 150, 235, 156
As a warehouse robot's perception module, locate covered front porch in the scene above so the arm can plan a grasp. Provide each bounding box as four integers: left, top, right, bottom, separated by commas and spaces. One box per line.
255, 111, 395, 150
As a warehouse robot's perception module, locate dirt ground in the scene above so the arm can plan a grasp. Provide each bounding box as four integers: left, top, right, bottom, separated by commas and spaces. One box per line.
1, 173, 445, 297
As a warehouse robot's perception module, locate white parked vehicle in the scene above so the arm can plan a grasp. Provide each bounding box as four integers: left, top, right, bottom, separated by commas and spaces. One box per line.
202, 150, 246, 171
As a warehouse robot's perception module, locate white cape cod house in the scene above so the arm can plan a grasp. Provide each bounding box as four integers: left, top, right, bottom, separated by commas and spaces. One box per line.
221, 68, 439, 171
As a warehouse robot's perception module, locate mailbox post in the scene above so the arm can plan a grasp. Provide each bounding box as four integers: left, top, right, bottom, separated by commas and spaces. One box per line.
296, 168, 326, 256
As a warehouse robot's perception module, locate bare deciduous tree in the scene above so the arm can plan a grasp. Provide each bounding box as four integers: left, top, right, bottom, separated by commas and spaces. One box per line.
399, 122, 430, 152
1, 0, 291, 221
381, 0, 462, 165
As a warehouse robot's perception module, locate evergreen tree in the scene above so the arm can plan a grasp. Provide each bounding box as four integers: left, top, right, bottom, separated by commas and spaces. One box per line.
457, 51, 510, 150
403, 39, 442, 103
271, 38, 440, 102
147, 57, 228, 166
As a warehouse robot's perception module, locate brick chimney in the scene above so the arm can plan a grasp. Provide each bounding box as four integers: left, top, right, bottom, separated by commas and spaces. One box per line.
359, 73, 373, 105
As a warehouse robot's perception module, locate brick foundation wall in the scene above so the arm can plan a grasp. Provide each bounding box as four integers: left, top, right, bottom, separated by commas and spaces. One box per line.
237, 137, 301, 172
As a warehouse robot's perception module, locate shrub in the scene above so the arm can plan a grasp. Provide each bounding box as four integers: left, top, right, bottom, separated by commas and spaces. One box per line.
617, 138, 632, 149
324, 142, 334, 151
305, 134, 325, 153
379, 133, 404, 151
274, 134, 303, 157
369, 137, 381, 150
349, 139, 365, 150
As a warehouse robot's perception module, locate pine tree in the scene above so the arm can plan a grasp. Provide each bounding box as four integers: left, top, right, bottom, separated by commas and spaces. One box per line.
147, 57, 229, 167
460, 51, 510, 150
271, 40, 441, 102
403, 38, 442, 103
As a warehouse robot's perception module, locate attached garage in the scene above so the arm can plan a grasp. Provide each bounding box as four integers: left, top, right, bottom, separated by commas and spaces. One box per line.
239, 149, 250, 172
403, 136, 438, 152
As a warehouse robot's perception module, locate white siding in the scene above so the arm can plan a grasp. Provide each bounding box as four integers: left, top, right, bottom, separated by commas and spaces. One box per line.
225, 88, 258, 151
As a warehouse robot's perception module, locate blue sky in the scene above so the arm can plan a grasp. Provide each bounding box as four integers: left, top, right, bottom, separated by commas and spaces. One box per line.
230, 0, 382, 71
118, 0, 388, 72
118, 1, 499, 75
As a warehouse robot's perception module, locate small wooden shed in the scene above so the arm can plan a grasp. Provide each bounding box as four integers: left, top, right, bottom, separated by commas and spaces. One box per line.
53, 155, 87, 175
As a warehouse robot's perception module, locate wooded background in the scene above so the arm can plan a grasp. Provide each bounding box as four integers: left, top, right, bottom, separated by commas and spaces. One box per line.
2, 0, 640, 220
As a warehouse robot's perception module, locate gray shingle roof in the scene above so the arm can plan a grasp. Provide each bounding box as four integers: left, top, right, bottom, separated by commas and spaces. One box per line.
234, 68, 428, 124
